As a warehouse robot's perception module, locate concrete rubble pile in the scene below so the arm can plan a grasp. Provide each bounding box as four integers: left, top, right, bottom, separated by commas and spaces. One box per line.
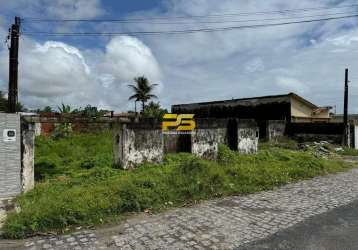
300, 141, 343, 159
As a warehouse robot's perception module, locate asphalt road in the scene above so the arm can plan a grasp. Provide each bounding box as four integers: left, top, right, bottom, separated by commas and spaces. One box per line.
238, 199, 358, 250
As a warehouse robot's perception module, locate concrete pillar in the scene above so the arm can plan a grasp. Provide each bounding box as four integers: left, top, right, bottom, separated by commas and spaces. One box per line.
21, 122, 35, 193
237, 120, 259, 154
191, 128, 227, 159
355, 125, 358, 150
267, 120, 286, 141
112, 123, 124, 167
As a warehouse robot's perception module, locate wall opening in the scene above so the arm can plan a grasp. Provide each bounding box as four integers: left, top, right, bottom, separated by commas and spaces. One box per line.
257, 120, 267, 139
116, 134, 120, 144
227, 119, 238, 151
177, 134, 192, 153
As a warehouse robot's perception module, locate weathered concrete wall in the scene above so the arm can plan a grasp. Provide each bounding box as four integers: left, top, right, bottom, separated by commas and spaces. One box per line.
267, 120, 286, 141
191, 119, 227, 159
192, 128, 226, 159
123, 128, 163, 168
21, 122, 35, 193
113, 122, 163, 169
114, 118, 259, 168
237, 120, 259, 154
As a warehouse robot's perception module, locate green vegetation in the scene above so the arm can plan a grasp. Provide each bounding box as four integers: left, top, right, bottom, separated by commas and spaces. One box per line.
34, 132, 113, 181
2, 134, 353, 239
142, 101, 168, 119
339, 147, 358, 156
259, 137, 299, 150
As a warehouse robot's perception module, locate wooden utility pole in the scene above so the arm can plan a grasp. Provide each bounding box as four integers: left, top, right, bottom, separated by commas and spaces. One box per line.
8, 16, 21, 113
343, 68, 349, 146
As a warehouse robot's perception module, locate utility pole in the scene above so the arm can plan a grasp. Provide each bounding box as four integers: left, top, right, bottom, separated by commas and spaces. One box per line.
343, 68, 349, 146
8, 16, 21, 113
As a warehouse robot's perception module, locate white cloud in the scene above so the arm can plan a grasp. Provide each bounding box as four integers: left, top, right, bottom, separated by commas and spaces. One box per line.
46, 0, 104, 19
128, 0, 358, 112
1, 0, 358, 114
0, 36, 162, 110
101, 36, 161, 83
276, 76, 309, 94
0, 0, 104, 19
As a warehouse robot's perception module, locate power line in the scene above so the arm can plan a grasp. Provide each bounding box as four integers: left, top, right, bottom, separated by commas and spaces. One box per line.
22, 11, 358, 26
22, 14, 358, 37
22, 4, 358, 23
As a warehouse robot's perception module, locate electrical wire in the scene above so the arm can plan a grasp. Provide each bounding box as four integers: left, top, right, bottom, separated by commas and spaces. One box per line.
21, 14, 358, 37
22, 3, 358, 23
22, 11, 358, 25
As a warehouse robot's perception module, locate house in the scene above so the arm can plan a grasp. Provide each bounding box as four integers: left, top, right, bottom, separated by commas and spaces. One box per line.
172, 92, 332, 123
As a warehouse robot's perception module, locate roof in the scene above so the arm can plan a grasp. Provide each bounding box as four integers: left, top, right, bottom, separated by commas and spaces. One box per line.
172, 92, 319, 109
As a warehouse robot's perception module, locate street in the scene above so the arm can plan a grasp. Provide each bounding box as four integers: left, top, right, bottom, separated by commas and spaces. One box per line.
239, 199, 358, 250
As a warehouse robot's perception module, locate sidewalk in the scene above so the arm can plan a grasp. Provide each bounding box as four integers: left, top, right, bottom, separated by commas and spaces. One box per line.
2, 168, 358, 250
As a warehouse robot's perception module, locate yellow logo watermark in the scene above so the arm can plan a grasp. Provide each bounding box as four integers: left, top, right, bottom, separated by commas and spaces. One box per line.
162, 114, 196, 134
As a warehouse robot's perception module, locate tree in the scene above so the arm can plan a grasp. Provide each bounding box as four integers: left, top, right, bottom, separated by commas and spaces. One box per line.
128, 76, 158, 112
0, 91, 7, 112
0, 90, 26, 112
72, 105, 110, 117
143, 101, 168, 119
57, 103, 72, 114
42, 106, 53, 113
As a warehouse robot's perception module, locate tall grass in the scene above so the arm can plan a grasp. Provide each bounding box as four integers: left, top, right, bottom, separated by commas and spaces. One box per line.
2, 134, 353, 239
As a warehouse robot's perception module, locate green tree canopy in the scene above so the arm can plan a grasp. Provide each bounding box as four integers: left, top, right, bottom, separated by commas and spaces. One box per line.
142, 101, 168, 119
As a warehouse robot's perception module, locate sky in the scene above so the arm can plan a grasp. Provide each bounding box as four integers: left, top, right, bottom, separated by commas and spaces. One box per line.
0, 0, 358, 113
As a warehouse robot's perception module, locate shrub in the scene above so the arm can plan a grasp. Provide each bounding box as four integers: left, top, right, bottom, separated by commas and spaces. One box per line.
217, 144, 237, 164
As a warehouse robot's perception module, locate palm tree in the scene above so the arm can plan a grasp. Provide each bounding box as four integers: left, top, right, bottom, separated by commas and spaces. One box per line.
57, 103, 72, 114
128, 76, 158, 112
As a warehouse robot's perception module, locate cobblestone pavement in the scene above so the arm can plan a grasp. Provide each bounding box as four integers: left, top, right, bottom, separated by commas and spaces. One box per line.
4, 168, 358, 250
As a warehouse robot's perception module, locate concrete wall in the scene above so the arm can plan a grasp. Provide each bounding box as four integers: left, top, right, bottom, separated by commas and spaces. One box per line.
191, 119, 227, 159
113, 119, 259, 168
192, 128, 226, 159
0, 113, 22, 198
237, 120, 259, 154
267, 120, 286, 141
113, 122, 163, 169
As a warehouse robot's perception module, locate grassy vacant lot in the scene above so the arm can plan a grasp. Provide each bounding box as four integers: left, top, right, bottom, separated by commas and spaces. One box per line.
2, 133, 354, 239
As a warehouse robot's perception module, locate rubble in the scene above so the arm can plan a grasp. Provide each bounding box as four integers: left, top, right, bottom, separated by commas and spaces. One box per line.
300, 141, 338, 159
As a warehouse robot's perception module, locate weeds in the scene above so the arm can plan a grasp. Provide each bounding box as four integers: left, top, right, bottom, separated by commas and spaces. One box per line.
2, 134, 353, 239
